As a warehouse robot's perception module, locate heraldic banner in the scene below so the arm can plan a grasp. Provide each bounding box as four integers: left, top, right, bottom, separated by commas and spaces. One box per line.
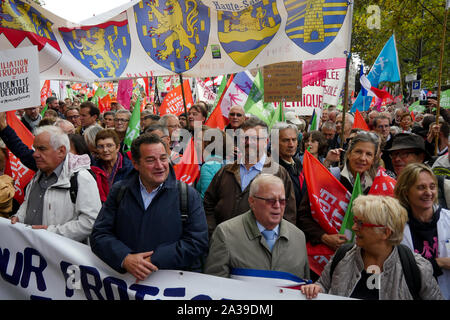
0, 0, 352, 80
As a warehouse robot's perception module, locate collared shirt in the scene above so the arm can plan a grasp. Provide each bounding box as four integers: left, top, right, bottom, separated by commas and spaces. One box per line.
24, 160, 65, 225
256, 221, 280, 239
139, 176, 163, 210
239, 154, 266, 191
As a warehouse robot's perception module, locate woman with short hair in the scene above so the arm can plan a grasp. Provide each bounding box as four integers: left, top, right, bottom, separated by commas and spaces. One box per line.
301, 195, 444, 300
299, 131, 382, 257
91, 129, 134, 202
395, 163, 450, 299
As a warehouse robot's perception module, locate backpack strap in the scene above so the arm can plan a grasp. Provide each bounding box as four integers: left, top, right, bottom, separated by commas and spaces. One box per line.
436, 175, 447, 209
397, 244, 422, 300
329, 243, 354, 280
115, 183, 128, 207
177, 180, 189, 223
69, 172, 78, 204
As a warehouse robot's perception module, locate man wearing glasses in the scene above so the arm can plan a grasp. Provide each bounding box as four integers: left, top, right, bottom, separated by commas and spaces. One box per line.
204, 117, 297, 237
225, 105, 247, 161
373, 114, 394, 172
387, 133, 430, 177
204, 174, 309, 280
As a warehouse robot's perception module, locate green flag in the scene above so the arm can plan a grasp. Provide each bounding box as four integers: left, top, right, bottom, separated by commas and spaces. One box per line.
207, 75, 228, 119
440, 89, 450, 109
123, 96, 141, 153
66, 87, 74, 100
308, 109, 318, 132
339, 172, 362, 242
92, 87, 108, 107
40, 104, 48, 118
243, 70, 275, 125
409, 100, 425, 113
268, 103, 285, 129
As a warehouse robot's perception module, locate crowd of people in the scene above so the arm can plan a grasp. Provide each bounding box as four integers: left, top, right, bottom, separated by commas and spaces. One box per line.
0, 93, 449, 300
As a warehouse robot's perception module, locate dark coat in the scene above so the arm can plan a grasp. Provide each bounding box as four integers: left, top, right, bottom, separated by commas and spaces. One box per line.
90, 167, 209, 273
0, 125, 37, 171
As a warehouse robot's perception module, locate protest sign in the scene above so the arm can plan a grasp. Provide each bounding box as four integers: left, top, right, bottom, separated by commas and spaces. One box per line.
0, 46, 40, 112
263, 61, 302, 103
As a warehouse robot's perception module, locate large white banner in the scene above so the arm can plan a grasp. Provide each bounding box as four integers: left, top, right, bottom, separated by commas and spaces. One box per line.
0, 0, 352, 80
0, 218, 353, 300
0, 46, 40, 112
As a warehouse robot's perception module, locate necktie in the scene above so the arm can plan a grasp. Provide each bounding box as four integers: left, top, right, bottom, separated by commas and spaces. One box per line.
261, 229, 276, 251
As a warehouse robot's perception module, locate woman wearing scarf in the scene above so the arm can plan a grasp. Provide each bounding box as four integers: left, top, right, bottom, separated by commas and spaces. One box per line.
91, 129, 134, 202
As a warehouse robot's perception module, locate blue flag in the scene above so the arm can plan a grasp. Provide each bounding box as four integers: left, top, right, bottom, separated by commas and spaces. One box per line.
351, 35, 401, 112
360, 64, 368, 97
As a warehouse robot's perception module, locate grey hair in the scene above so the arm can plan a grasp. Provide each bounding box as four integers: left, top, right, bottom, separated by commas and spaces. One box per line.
321, 120, 336, 130
83, 124, 103, 148
344, 131, 380, 177
54, 119, 75, 134
249, 174, 284, 197
271, 122, 299, 135
145, 123, 169, 137
390, 126, 402, 135
115, 109, 131, 119
34, 125, 70, 155
159, 114, 178, 127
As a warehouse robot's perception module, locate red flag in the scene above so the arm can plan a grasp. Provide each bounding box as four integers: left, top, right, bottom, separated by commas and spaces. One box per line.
368, 167, 396, 197
3, 112, 35, 204
352, 109, 369, 131
410, 110, 416, 122
159, 80, 193, 116
143, 77, 150, 97
205, 105, 225, 130
40, 80, 51, 106
173, 138, 200, 186
98, 94, 111, 113
303, 150, 351, 274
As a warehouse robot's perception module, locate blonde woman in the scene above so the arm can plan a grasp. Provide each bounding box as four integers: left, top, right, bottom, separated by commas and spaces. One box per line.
301, 195, 443, 300
395, 163, 450, 299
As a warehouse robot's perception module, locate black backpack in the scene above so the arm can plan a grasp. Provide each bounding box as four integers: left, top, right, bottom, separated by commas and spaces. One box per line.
68, 170, 97, 203
329, 243, 422, 300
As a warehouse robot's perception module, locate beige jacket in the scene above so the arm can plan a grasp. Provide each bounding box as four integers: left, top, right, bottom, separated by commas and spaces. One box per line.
317, 245, 444, 300
204, 210, 310, 280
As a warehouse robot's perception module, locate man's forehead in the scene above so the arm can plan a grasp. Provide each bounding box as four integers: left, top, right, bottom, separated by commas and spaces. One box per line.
230, 106, 244, 113
244, 126, 266, 134
141, 142, 166, 153
33, 132, 51, 145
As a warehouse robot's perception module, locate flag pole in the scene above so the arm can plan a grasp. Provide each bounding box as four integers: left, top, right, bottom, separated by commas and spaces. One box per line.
340, 0, 354, 150
341, 52, 351, 149
434, 4, 448, 156
179, 73, 190, 129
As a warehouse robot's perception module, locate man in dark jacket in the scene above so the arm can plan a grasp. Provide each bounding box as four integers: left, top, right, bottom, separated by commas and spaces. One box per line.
90, 134, 208, 281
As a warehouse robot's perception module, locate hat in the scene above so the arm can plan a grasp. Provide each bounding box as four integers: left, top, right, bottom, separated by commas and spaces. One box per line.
285, 112, 301, 125
386, 133, 431, 158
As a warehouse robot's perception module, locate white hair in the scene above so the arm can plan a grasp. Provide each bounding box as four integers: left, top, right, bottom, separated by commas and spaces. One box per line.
34, 125, 70, 155
159, 113, 178, 127
249, 174, 284, 197
83, 124, 104, 148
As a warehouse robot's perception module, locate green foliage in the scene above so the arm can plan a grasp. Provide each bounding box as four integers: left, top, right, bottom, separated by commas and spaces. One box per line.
352, 0, 449, 91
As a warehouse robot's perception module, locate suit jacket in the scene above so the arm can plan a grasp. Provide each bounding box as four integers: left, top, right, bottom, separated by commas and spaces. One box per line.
204, 210, 310, 279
